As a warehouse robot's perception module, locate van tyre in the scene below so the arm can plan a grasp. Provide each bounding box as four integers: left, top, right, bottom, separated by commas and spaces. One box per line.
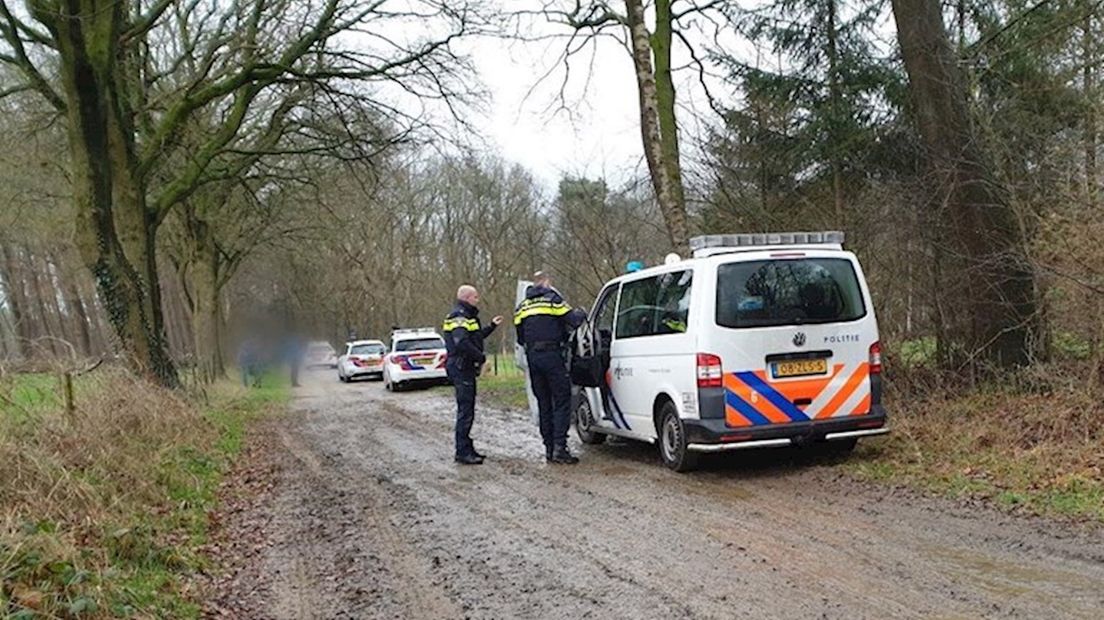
574, 398, 606, 445
658, 401, 698, 472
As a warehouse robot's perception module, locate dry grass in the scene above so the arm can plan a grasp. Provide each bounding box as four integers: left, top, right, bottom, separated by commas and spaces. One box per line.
0, 366, 283, 618
849, 363, 1104, 521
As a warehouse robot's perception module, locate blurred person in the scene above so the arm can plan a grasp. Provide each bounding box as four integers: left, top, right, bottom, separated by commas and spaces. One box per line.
237, 337, 260, 387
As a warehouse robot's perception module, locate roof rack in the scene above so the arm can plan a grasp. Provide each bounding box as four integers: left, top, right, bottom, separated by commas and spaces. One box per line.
689, 231, 845, 257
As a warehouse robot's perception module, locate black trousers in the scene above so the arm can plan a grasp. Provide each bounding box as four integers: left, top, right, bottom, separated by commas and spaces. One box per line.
527, 349, 572, 450
447, 362, 478, 457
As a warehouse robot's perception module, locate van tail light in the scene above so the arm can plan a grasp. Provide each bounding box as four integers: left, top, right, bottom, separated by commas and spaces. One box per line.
697, 353, 723, 388
869, 342, 882, 375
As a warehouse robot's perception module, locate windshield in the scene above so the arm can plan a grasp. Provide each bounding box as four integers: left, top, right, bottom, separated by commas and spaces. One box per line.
716, 258, 866, 328
394, 338, 444, 352
351, 344, 385, 355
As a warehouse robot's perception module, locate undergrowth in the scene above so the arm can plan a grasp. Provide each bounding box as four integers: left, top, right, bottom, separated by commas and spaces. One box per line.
0, 367, 285, 618
847, 361, 1104, 522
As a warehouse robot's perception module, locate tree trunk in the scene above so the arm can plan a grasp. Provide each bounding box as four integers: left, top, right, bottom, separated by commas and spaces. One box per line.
891, 0, 1038, 369
826, 0, 844, 225
38, 0, 178, 385
29, 250, 70, 357
0, 244, 33, 358
183, 208, 226, 382
1084, 10, 1097, 208
54, 252, 94, 357
624, 0, 690, 253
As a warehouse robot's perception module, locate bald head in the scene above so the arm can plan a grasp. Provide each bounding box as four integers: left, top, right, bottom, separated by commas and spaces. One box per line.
457, 285, 480, 305
533, 270, 552, 288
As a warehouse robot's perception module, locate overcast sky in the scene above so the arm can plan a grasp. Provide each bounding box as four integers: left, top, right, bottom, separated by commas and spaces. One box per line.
458, 10, 732, 191
467, 33, 648, 188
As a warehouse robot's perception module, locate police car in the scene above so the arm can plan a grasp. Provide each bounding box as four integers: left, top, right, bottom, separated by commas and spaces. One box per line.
571, 232, 888, 471
383, 328, 449, 391
337, 339, 387, 382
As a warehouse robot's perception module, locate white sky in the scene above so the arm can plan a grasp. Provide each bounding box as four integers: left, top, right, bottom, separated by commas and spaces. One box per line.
456, 5, 740, 191
468, 31, 651, 188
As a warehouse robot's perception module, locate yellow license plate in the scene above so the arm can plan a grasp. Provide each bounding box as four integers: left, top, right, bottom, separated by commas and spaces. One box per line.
773, 359, 828, 378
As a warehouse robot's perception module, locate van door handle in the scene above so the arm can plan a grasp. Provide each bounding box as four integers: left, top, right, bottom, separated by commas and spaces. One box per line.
793, 398, 813, 408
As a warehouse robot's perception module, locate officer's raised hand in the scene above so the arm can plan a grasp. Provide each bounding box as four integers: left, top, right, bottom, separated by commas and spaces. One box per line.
492, 315, 504, 326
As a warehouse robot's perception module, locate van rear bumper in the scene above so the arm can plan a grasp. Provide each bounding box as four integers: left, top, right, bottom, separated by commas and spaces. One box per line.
684, 405, 888, 452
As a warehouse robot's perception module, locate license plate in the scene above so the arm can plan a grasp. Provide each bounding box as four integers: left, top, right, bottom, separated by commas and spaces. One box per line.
413, 356, 435, 364
772, 358, 828, 378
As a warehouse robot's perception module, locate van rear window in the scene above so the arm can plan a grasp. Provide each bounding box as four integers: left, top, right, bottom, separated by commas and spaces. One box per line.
715, 258, 865, 328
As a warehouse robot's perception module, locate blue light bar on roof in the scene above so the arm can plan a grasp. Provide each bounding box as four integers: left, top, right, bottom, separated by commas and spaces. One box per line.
689, 231, 845, 254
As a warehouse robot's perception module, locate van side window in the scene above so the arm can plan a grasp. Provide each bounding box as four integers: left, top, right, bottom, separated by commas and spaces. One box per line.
615, 270, 692, 338
593, 286, 618, 336
655, 270, 692, 334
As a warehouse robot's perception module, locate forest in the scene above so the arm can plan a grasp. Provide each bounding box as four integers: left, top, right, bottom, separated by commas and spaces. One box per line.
1, 0, 1101, 389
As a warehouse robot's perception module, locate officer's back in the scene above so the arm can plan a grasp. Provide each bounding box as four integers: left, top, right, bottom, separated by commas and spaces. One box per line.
515, 274, 586, 463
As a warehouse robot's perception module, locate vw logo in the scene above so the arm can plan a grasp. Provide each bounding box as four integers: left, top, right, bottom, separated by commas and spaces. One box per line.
793, 332, 807, 347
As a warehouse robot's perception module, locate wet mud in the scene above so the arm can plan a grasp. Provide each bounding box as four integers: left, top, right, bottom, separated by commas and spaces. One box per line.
205, 372, 1104, 619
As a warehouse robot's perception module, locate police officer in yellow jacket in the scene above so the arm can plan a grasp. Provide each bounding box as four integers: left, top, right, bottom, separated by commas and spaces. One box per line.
515, 271, 586, 464
443, 285, 503, 465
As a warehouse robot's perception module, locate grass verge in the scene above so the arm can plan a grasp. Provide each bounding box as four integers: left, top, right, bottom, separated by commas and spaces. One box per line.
846, 370, 1103, 523
1, 368, 287, 618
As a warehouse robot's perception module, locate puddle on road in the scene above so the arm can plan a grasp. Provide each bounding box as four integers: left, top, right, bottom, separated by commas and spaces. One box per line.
924, 544, 1103, 618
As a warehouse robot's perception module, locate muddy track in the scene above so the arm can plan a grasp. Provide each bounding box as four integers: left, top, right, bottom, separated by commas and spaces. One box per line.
208, 372, 1104, 619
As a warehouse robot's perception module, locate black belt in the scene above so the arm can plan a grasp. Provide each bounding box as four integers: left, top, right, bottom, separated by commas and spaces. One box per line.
527, 341, 562, 352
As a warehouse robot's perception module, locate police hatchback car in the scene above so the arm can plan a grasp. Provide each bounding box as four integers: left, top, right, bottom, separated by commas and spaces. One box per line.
572, 232, 888, 471
337, 339, 387, 382
383, 328, 449, 391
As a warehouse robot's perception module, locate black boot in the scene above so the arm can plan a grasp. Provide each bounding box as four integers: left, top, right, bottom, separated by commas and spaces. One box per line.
550, 446, 579, 465
455, 454, 484, 465
544, 445, 553, 462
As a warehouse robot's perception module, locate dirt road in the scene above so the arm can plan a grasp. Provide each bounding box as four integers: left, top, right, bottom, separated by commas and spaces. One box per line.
206, 372, 1104, 619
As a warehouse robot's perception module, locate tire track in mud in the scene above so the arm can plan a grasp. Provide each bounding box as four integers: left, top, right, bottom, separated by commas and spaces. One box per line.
227, 373, 1104, 619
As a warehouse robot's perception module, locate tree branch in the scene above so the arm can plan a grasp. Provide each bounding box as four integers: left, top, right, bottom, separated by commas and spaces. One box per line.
0, 0, 64, 111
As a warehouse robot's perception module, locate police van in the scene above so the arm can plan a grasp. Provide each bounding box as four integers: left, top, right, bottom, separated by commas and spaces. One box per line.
571, 232, 888, 471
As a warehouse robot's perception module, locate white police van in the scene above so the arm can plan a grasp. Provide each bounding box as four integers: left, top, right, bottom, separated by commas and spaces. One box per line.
572, 232, 888, 471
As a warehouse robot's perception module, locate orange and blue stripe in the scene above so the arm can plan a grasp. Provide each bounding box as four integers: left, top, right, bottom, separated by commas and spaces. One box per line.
723, 363, 871, 428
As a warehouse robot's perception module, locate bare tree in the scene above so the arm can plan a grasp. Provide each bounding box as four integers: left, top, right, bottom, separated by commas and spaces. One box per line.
526, 1, 729, 252
1, 0, 478, 385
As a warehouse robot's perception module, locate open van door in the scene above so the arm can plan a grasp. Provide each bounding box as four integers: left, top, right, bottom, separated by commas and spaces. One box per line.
514, 280, 540, 425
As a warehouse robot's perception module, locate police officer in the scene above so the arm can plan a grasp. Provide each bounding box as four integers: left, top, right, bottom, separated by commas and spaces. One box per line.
515, 271, 586, 464
443, 285, 503, 465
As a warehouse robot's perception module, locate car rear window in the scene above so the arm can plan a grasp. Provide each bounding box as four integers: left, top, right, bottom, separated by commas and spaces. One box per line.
394, 338, 444, 352
351, 344, 384, 355
716, 258, 866, 328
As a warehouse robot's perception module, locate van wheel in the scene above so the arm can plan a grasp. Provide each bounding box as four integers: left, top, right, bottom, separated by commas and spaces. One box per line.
658, 401, 698, 472
574, 397, 606, 445
339, 374, 348, 383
